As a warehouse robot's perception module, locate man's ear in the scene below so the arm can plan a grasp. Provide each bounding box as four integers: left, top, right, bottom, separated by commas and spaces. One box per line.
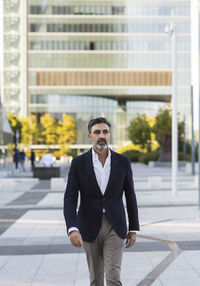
88, 133, 91, 140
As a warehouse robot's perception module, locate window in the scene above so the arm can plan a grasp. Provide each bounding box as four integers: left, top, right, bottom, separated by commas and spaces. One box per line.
159, 6, 172, 15
30, 5, 42, 14
62, 42, 66, 49
30, 24, 38, 32
89, 24, 93, 32
89, 42, 95, 50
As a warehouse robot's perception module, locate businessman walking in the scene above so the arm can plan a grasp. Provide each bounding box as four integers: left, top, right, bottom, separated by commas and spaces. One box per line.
63, 117, 139, 286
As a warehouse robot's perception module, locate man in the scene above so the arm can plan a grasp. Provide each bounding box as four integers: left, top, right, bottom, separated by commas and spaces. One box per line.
30, 149, 35, 170
63, 117, 139, 286
19, 149, 26, 172
40, 150, 54, 167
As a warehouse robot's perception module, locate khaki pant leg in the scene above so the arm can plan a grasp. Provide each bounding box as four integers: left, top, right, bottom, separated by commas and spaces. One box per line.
83, 232, 104, 286
102, 215, 125, 286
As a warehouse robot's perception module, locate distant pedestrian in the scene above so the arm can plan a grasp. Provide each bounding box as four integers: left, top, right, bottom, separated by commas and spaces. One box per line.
40, 150, 54, 167
19, 150, 26, 171
13, 148, 19, 169
31, 149, 35, 170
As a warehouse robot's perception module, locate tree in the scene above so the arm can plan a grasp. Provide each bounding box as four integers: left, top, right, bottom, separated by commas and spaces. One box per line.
57, 114, 77, 154
7, 113, 22, 142
127, 113, 151, 151
152, 108, 184, 147
7, 112, 77, 155
40, 113, 58, 145
21, 117, 31, 145
30, 114, 40, 144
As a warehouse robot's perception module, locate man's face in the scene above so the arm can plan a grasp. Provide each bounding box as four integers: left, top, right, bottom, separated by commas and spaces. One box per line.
88, 123, 110, 150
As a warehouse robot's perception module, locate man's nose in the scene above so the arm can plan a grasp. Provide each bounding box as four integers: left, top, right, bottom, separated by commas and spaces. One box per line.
99, 132, 106, 137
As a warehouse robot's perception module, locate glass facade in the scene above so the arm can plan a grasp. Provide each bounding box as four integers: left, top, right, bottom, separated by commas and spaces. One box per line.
3, 0, 191, 144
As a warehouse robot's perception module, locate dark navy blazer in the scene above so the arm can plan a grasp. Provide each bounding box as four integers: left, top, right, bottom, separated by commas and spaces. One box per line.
63, 148, 139, 242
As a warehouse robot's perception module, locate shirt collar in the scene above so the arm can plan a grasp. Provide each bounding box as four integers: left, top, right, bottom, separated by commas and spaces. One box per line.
92, 148, 111, 162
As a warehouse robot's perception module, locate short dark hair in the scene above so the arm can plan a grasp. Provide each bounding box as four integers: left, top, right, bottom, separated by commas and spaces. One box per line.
88, 117, 111, 133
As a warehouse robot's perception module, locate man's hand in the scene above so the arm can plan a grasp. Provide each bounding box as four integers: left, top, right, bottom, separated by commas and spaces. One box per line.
69, 230, 83, 248
125, 232, 137, 248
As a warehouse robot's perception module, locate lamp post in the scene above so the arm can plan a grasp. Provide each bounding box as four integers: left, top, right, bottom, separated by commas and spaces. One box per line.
165, 22, 178, 196
191, 0, 200, 212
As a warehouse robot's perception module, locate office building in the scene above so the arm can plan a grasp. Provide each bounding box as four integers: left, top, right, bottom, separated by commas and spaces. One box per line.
2, 0, 190, 144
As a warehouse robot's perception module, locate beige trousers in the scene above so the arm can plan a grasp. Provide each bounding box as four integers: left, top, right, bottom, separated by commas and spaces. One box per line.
83, 214, 125, 286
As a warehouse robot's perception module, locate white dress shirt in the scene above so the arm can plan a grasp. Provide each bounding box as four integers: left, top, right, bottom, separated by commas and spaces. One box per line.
68, 148, 137, 234
92, 148, 111, 199
40, 153, 54, 167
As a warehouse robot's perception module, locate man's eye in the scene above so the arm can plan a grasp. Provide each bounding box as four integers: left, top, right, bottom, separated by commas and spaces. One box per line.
94, 131, 100, 134
103, 130, 109, 134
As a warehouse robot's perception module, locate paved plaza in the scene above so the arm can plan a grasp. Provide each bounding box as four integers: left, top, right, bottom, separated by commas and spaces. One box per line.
0, 163, 200, 286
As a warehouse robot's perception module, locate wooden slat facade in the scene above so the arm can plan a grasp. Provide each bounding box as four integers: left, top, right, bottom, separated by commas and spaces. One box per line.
36, 71, 172, 86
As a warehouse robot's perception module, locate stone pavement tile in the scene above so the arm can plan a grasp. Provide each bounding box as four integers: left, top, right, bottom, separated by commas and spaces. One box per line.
137, 191, 198, 206
0, 255, 44, 286
165, 233, 200, 241
0, 237, 25, 246
164, 253, 195, 271
121, 252, 153, 282
0, 281, 28, 286
121, 279, 142, 286
31, 283, 73, 286
122, 252, 151, 264
0, 256, 10, 270
51, 235, 70, 245
75, 253, 89, 284
31, 180, 50, 190
196, 269, 200, 276
139, 206, 200, 222
147, 251, 171, 267
159, 269, 200, 286
141, 220, 200, 242
23, 210, 63, 220
0, 210, 63, 240
75, 279, 90, 286
54, 222, 67, 237
6, 192, 47, 206
31, 253, 79, 286
151, 279, 163, 286
22, 237, 54, 246
22, 221, 57, 239
1, 221, 35, 238
0, 192, 24, 206
37, 194, 63, 207
182, 251, 200, 270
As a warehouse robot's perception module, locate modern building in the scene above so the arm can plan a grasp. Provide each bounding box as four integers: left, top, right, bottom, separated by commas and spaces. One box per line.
1, 0, 191, 144
0, 2, 12, 146
0, 103, 13, 145
191, 0, 200, 131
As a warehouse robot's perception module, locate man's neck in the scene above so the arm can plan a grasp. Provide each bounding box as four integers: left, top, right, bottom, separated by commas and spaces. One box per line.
93, 147, 109, 166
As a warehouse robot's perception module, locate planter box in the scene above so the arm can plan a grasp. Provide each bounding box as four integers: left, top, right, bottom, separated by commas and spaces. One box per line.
33, 166, 60, 180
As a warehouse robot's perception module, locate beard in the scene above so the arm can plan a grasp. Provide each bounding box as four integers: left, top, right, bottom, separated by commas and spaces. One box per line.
92, 138, 108, 150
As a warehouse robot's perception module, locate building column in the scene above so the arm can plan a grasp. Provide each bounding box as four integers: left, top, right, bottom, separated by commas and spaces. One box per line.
20, 0, 28, 117
114, 99, 127, 145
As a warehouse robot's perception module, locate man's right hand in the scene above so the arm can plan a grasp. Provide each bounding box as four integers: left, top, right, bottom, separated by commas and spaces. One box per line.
69, 230, 83, 248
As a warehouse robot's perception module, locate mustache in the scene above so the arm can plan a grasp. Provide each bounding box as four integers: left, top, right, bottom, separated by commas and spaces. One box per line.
97, 138, 107, 144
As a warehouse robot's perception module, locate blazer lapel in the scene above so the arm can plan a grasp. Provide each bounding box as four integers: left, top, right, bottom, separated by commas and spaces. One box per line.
86, 149, 103, 196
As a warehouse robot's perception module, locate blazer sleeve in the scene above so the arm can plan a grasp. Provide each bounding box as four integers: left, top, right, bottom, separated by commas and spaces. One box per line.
63, 158, 79, 232
123, 157, 140, 231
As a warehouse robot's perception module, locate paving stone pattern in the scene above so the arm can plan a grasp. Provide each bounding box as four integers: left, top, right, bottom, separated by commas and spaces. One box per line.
0, 163, 200, 285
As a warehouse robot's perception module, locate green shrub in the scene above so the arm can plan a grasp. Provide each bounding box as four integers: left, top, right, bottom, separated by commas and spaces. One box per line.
139, 150, 161, 164
121, 150, 142, 162
178, 152, 191, 161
